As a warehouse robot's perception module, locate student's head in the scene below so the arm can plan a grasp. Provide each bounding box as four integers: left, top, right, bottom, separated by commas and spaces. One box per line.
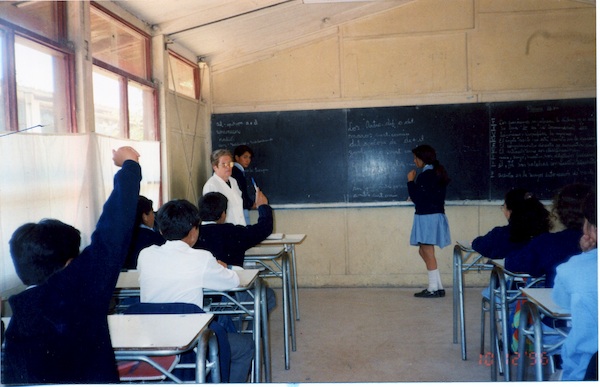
553, 183, 593, 230
9, 219, 81, 286
136, 196, 155, 228
502, 188, 531, 220
211, 149, 234, 181
508, 196, 551, 243
198, 192, 228, 223
412, 144, 437, 166
156, 200, 201, 241
234, 145, 253, 169
411, 144, 450, 186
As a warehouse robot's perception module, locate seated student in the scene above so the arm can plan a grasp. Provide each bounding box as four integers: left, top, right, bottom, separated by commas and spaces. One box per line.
123, 195, 165, 270
2, 146, 141, 384
505, 183, 592, 287
472, 188, 551, 259
137, 199, 254, 383
195, 191, 276, 313
553, 191, 598, 381
195, 191, 273, 268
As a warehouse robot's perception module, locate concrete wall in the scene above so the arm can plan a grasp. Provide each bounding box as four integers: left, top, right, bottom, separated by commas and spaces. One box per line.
167, 0, 596, 288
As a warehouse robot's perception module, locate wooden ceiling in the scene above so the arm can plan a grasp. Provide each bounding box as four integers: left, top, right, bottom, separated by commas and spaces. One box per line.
112, 0, 415, 69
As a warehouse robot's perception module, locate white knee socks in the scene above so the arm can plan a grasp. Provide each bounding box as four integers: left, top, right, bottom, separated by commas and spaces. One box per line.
427, 269, 444, 292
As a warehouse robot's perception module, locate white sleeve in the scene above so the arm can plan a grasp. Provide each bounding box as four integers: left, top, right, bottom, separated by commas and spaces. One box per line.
202, 256, 240, 290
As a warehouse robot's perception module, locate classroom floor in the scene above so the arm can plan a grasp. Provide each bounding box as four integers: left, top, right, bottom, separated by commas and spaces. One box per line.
266, 286, 520, 383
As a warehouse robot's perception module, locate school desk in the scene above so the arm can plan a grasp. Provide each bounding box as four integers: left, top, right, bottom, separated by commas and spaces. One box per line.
260, 233, 307, 322
452, 240, 493, 361
244, 245, 294, 370
516, 288, 571, 381
203, 269, 270, 382
113, 269, 268, 382
1, 314, 217, 383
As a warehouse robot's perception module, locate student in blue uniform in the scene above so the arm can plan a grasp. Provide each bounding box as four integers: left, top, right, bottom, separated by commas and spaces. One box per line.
123, 195, 165, 269
407, 144, 451, 298
2, 146, 141, 384
472, 188, 551, 259
231, 145, 255, 225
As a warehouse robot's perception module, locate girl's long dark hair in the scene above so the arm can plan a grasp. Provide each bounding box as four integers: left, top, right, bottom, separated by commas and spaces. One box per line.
412, 144, 450, 186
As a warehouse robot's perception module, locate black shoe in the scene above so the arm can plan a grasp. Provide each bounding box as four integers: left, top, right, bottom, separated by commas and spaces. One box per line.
436, 289, 446, 297
414, 289, 439, 298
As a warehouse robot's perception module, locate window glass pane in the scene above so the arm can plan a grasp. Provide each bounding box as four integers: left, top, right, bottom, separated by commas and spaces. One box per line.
168, 53, 198, 100
90, 6, 149, 79
128, 81, 157, 141
15, 37, 70, 134
93, 69, 124, 138
0, 2, 64, 41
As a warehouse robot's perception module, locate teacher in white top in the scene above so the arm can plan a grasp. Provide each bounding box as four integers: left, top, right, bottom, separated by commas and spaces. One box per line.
203, 149, 246, 226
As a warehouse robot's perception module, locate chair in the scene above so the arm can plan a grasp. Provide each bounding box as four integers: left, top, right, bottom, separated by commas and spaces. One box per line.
118, 302, 224, 383
488, 265, 546, 381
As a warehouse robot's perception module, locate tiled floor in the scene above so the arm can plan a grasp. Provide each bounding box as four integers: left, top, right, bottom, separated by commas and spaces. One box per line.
266, 286, 508, 383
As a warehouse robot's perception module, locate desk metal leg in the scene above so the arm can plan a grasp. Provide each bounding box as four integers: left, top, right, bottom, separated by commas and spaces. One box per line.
260, 279, 271, 382
196, 329, 220, 383
285, 253, 297, 352
253, 280, 263, 383
489, 266, 510, 381
287, 244, 301, 321
517, 301, 544, 381
282, 254, 291, 369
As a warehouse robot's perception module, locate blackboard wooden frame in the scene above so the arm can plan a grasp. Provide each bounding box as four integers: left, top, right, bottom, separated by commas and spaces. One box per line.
212, 98, 596, 207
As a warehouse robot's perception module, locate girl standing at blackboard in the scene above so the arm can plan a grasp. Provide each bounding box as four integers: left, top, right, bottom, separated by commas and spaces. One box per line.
407, 144, 451, 298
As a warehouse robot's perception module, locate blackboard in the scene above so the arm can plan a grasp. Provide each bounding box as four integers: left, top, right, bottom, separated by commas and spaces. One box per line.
211, 98, 596, 205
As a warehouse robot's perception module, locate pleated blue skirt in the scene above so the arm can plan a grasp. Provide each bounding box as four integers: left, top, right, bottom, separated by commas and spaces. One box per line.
410, 213, 451, 248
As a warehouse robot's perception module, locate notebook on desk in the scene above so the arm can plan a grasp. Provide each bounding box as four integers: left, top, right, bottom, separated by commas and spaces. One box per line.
267, 233, 285, 240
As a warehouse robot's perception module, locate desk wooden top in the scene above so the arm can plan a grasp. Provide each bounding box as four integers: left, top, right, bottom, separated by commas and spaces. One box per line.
245, 246, 285, 258
260, 233, 306, 245
109, 313, 213, 351
2, 314, 214, 352
116, 269, 260, 290
521, 288, 571, 318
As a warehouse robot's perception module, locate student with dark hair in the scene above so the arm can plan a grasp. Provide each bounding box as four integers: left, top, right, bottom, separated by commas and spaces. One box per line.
123, 195, 165, 269
195, 191, 273, 268
472, 188, 551, 259
505, 183, 593, 287
231, 144, 255, 225
2, 146, 141, 384
407, 144, 451, 298
137, 199, 254, 383
553, 191, 597, 381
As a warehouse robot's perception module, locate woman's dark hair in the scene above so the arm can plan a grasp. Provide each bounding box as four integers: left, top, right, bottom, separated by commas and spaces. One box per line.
156, 200, 201, 241
553, 183, 593, 230
9, 219, 81, 286
412, 144, 450, 186
582, 191, 597, 227
508, 196, 551, 243
504, 188, 531, 212
234, 145, 254, 158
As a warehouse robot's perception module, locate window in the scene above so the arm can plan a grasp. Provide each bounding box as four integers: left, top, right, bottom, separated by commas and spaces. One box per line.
0, 20, 74, 135
15, 37, 72, 134
168, 51, 200, 100
90, 4, 158, 140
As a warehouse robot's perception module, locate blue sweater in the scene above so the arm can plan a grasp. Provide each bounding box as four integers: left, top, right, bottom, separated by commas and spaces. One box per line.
2, 161, 141, 384
194, 204, 273, 267
407, 168, 446, 215
504, 228, 582, 287
472, 225, 528, 259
